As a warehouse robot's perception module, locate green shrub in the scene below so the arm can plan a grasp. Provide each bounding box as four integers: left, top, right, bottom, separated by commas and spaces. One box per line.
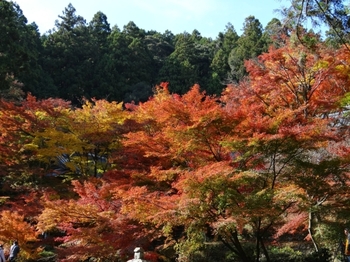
38, 250, 56, 258
265, 246, 303, 262
302, 248, 332, 262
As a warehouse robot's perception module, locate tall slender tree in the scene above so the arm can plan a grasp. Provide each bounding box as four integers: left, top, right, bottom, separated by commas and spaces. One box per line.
158, 31, 213, 94
0, 1, 46, 99
279, 0, 350, 45
42, 4, 91, 103
228, 16, 267, 82
210, 23, 239, 90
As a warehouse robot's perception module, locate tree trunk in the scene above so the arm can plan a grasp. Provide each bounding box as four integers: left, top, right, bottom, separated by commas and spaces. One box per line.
308, 209, 319, 252
260, 236, 270, 262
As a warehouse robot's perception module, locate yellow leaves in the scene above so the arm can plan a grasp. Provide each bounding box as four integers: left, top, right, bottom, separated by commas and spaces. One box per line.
274, 183, 305, 203
23, 98, 129, 177
151, 82, 172, 103
22, 143, 38, 151
65, 161, 78, 171
267, 107, 303, 133
75, 99, 126, 126
34, 110, 49, 120
313, 60, 329, 71
335, 63, 350, 75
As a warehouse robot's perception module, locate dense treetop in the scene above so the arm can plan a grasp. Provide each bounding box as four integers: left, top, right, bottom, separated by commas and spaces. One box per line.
0, 1, 303, 103
1, 1, 350, 261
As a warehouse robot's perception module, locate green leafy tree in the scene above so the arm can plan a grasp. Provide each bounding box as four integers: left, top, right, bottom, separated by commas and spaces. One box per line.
55, 3, 86, 31
228, 16, 267, 82
158, 32, 197, 94
42, 4, 91, 103
19, 23, 58, 98
0, 1, 48, 99
262, 18, 288, 49
144, 30, 175, 78
42, 5, 118, 102
158, 31, 213, 94
85, 11, 112, 99
101, 21, 155, 102
210, 23, 239, 92
279, 0, 350, 45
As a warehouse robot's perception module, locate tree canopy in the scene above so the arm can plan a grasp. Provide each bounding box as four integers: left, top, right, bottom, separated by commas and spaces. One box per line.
1, 1, 350, 261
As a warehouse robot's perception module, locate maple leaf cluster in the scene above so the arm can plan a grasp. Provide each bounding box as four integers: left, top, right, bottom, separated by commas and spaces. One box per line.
0, 37, 350, 261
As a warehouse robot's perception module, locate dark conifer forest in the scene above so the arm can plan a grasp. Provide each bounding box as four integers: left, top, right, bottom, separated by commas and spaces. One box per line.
1, 1, 290, 104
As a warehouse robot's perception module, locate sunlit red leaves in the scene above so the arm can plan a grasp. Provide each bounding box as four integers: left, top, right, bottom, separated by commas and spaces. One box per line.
245, 41, 350, 115
1, 39, 350, 261
37, 179, 150, 261
107, 166, 182, 228
221, 40, 345, 148
273, 212, 309, 239
118, 41, 350, 257
125, 84, 232, 169
172, 162, 301, 239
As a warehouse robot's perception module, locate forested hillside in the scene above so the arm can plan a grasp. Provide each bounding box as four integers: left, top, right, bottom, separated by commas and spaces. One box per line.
1, 0, 350, 261
1, 1, 293, 104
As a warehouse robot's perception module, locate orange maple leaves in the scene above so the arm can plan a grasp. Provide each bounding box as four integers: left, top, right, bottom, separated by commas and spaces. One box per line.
1, 39, 350, 261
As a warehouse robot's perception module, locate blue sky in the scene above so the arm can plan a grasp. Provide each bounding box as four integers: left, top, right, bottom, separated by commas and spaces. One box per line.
13, 0, 291, 38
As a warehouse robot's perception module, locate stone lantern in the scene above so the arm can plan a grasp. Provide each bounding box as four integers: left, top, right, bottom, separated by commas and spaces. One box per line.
127, 247, 149, 262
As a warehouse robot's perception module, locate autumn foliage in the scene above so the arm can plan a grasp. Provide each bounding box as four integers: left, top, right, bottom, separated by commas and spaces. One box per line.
1, 38, 350, 261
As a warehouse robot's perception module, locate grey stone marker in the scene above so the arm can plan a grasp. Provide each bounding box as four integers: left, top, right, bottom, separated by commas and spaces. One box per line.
127, 247, 149, 262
